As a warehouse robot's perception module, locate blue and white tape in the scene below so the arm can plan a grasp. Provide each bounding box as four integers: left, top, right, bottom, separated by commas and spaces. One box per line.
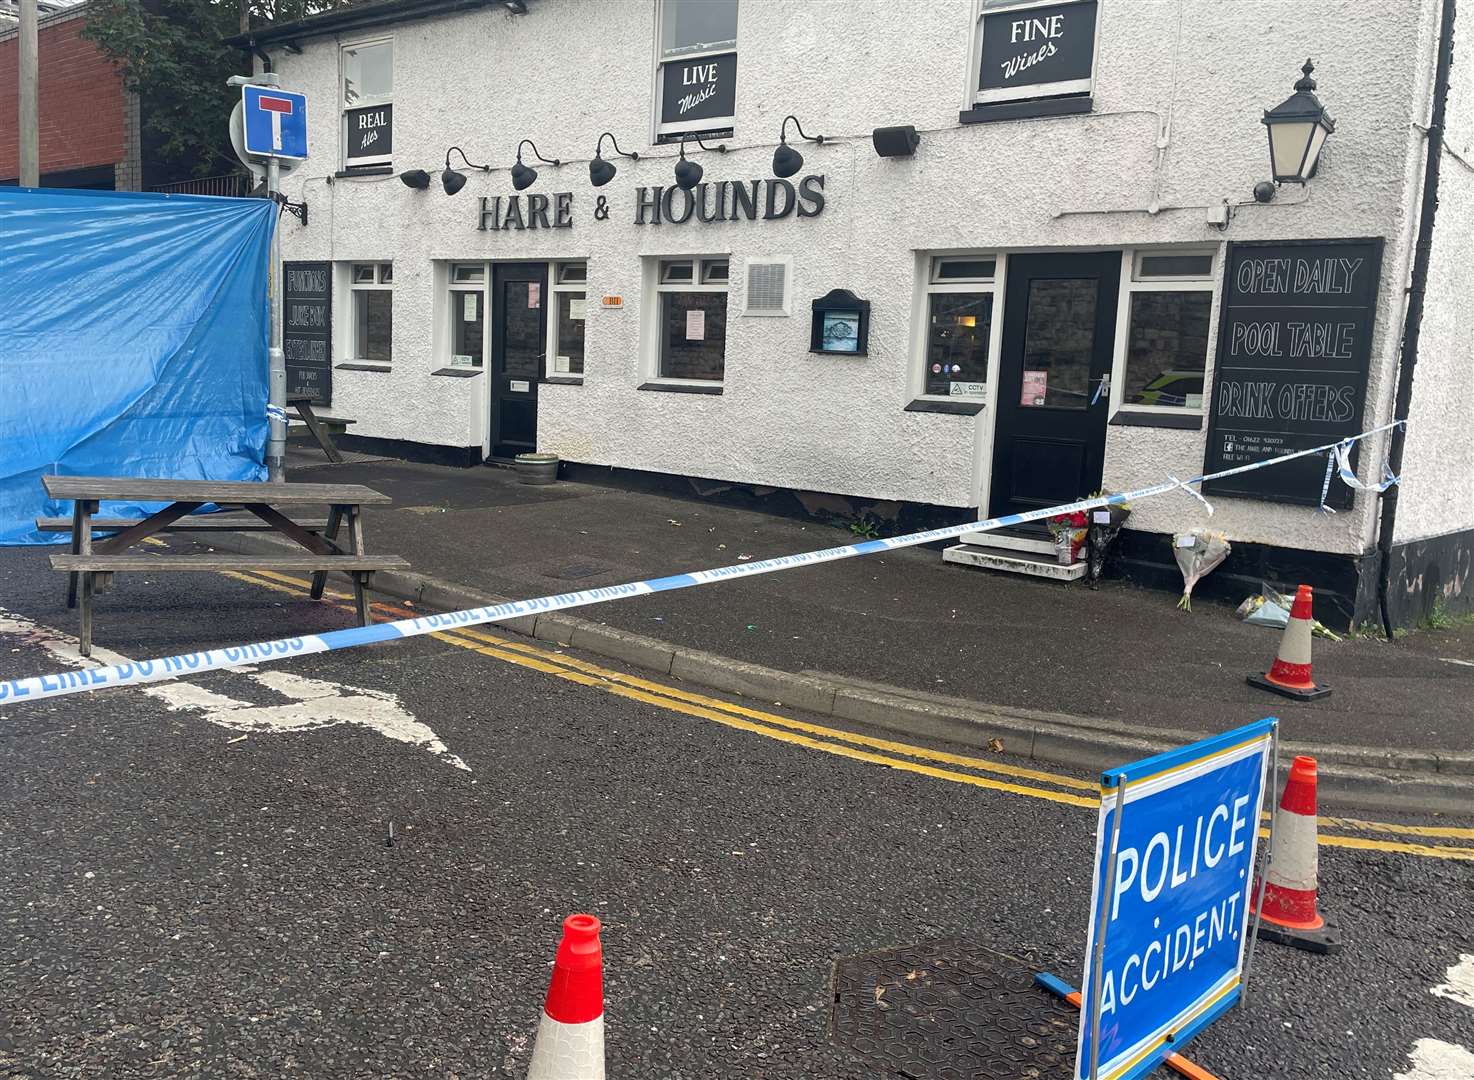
266, 404, 290, 425
0, 421, 1405, 705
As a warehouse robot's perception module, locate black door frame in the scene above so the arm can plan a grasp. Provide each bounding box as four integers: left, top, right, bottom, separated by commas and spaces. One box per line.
987, 250, 1121, 520
489, 261, 549, 461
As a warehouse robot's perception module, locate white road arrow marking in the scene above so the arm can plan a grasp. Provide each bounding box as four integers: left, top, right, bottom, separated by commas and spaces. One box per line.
0, 608, 468, 770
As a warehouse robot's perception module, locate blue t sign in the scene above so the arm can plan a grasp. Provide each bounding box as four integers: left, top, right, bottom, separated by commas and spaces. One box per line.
242, 86, 309, 160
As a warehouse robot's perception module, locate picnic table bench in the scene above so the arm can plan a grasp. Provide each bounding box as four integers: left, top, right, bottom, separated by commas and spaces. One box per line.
41, 475, 408, 656
287, 396, 356, 463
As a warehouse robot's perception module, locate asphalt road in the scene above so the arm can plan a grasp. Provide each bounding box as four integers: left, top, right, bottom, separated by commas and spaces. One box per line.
1, 549, 1472, 1078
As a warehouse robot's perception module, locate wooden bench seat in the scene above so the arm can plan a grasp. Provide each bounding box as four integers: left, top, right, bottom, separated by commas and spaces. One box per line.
36, 516, 330, 533
50, 554, 408, 573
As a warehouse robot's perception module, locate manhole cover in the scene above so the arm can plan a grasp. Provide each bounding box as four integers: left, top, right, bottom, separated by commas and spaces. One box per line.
546, 562, 612, 581
830, 939, 1076, 1079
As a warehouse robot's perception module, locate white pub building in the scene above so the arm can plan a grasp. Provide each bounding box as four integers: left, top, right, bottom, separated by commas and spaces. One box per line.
228, 0, 1472, 630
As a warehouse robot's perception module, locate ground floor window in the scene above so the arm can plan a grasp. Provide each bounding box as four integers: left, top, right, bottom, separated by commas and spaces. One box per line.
448, 263, 485, 367
551, 261, 587, 376
921, 255, 996, 398
349, 262, 393, 362
1117, 250, 1215, 411
655, 257, 729, 382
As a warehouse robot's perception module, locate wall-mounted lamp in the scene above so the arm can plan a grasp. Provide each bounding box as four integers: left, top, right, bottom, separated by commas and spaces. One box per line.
773, 114, 823, 178
501, 0, 527, 12
1254, 60, 1335, 203
398, 168, 432, 190
441, 146, 490, 195
590, 132, 638, 187
511, 139, 559, 190
872, 125, 920, 159
674, 134, 727, 191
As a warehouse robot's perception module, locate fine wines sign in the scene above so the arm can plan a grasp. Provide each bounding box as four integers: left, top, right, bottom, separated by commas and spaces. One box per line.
1202, 239, 1384, 509
978, 0, 1097, 101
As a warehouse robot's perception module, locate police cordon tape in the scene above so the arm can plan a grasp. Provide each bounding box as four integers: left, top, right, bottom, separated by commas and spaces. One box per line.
0, 421, 1404, 705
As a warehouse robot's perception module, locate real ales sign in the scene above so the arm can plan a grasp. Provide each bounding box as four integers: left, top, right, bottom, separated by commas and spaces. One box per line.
660, 51, 737, 130
283, 261, 332, 404
1203, 239, 1383, 508
345, 103, 392, 163
978, 0, 1097, 101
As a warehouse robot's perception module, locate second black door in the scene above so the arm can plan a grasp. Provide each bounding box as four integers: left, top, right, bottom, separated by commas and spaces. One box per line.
988, 251, 1121, 519
490, 262, 548, 460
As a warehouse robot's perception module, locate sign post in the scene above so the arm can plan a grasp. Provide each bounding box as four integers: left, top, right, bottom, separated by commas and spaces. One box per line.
231, 77, 309, 483
1072, 719, 1278, 1080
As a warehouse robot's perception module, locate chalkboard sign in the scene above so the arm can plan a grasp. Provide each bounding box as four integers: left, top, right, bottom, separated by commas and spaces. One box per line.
283, 261, 332, 404
660, 52, 737, 129
1202, 239, 1384, 509
345, 103, 392, 162
978, 0, 1097, 101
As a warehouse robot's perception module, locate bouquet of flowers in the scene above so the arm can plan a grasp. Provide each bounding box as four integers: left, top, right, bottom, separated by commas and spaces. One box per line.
1173, 529, 1231, 611
1046, 509, 1089, 565
1084, 492, 1132, 588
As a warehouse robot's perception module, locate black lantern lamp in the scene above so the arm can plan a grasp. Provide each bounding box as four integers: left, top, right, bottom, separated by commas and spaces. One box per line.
773, 114, 823, 178
398, 168, 432, 190
673, 134, 727, 191
441, 146, 490, 195
589, 132, 638, 187
511, 139, 559, 191
1255, 60, 1336, 202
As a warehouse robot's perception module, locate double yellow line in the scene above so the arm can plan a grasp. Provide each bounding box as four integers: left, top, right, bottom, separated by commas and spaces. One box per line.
219, 566, 1474, 863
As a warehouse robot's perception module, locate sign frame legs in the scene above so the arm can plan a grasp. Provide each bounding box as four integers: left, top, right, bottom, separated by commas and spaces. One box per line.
1239, 721, 1280, 1004
1087, 769, 1128, 1080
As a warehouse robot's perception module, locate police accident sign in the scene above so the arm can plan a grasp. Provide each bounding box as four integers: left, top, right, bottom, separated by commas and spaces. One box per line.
1075, 718, 1276, 1080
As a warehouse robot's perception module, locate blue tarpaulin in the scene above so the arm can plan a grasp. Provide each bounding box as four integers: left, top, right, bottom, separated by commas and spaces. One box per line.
0, 187, 275, 545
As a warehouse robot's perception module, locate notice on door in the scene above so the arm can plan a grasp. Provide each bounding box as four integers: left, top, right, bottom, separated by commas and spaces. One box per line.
283, 260, 332, 405
1202, 240, 1383, 509
1021, 369, 1048, 407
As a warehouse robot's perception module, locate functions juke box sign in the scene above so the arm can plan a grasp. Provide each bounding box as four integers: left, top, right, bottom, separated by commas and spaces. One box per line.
282, 261, 332, 403
1203, 239, 1383, 509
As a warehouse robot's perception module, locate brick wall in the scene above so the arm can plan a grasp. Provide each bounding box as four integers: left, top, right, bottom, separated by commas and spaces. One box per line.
0, 6, 128, 184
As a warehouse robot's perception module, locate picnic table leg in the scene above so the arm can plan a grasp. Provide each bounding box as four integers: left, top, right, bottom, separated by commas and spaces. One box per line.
66, 500, 84, 609
295, 402, 345, 464
79, 570, 94, 657
352, 572, 371, 626
310, 505, 344, 600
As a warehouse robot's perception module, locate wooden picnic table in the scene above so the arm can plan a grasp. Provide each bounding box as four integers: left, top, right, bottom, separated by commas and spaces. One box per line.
287, 396, 356, 463
40, 475, 408, 656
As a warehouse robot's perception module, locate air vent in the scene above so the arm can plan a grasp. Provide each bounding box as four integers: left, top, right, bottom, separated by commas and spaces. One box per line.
743, 258, 791, 316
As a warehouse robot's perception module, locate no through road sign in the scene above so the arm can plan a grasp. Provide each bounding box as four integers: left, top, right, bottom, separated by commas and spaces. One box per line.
242, 86, 308, 160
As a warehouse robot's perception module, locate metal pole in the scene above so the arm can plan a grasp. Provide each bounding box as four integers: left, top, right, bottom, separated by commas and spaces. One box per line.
18, 0, 39, 187
266, 154, 286, 482
1241, 724, 1279, 1004
1088, 771, 1127, 1080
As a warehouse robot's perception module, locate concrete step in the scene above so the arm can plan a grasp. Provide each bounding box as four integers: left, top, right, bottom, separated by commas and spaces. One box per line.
942, 543, 1085, 582
960, 528, 1056, 555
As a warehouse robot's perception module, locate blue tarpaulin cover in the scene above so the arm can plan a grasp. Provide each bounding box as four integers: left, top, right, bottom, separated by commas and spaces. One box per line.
0, 187, 274, 545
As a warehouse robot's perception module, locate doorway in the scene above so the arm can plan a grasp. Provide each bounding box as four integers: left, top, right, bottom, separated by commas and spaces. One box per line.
988, 251, 1121, 519
489, 261, 548, 461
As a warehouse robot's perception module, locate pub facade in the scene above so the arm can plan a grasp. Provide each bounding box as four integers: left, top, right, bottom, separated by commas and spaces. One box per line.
230, 0, 1472, 628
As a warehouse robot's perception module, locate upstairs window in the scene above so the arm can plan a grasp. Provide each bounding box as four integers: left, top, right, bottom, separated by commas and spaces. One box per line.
969, 0, 1098, 113
656, 0, 737, 141
342, 39, 393, 169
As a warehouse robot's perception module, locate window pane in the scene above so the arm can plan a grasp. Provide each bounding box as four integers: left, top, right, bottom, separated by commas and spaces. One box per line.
1137, 253, 1214, 279
554, 291, 586, 375
378, 263, 393, 283
660, 0, 737, 57
343, 40, 392, 106
933, 258, 996, 282
925, 293, 993, 396
701, 259, 729, 283
352, 263, 375, 284
661, 260, 694, 283
1123, 291, 1211, 408
557, 262, 587, 284
355, 290, 392, 362
501, 280, 543, 379
452, 289, 484, 367
453, 264, 484, 283
660, 290, 727, 381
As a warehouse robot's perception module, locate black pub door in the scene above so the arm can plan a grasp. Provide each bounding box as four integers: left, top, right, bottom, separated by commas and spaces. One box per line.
989, 251, 1121, 519
490, 262, 548, 460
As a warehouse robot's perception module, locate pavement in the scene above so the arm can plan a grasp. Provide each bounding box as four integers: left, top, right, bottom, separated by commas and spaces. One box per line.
219, 455, 1474, 798
2, 551, 1473, 1078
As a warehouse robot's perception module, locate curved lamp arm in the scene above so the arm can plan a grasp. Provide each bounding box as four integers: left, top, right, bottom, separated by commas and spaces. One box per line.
595, 132, 639, 161
516, 139, 561, 167
445, 146, 491, 172
779, 114, 824, 146
680, 133, 729, 154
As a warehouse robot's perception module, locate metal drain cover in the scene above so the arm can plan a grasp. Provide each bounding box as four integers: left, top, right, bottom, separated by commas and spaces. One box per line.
830, 940, 1076, 1079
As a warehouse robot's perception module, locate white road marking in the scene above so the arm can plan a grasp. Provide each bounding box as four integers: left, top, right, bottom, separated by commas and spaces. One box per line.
1438, 658, 1474, 668
0, 608, 469, 770
1393, 1039, 1474, 1079
1432, 955, 1474, 1009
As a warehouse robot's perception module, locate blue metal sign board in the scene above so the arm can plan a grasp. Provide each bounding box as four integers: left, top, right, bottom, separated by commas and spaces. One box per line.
1073, 718, 1278, 1080
242, 86, 308, 160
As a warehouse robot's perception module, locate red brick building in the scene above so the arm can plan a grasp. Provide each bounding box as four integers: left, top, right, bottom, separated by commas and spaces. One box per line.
0, 1, 141, 189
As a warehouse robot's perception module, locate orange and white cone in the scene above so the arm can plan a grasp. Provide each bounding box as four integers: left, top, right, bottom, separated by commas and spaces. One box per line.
526, 914, 605, 1080
1248, 584, 1331, 700
1250, 755, 1341, 954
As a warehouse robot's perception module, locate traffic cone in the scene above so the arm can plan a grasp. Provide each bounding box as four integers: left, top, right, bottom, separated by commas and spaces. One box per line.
1248, 584, 1331, 700
1250, 756, 1341, 954
526, 914, 605, 1080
